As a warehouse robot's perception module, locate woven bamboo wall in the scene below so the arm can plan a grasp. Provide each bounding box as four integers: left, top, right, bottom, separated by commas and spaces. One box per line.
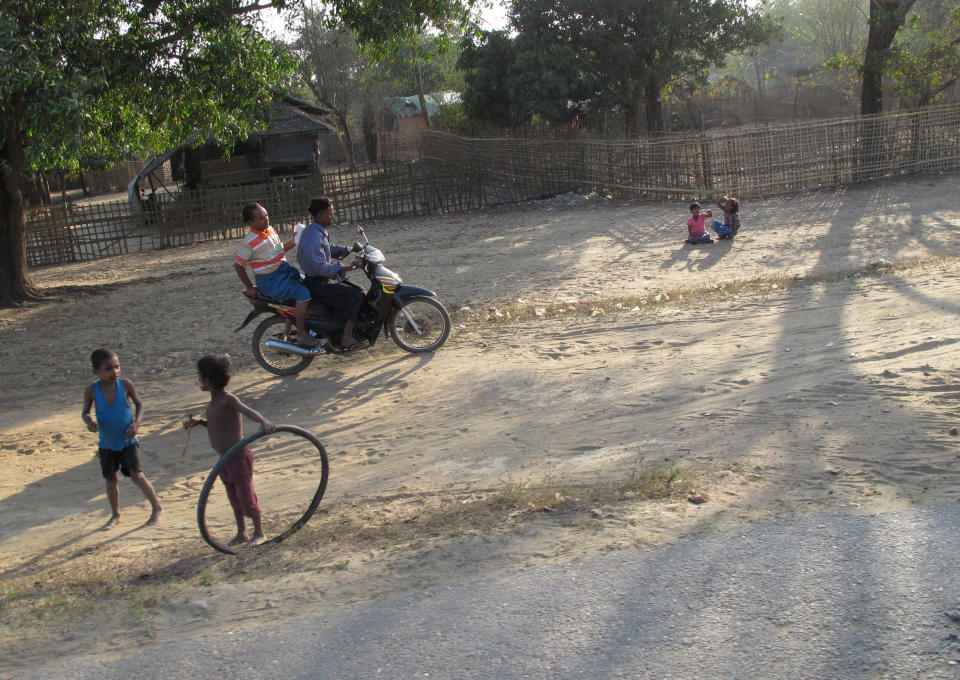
25, 103, 960, 268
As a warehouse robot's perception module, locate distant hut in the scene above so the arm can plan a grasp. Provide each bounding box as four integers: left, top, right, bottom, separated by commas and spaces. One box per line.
180, 97, 338, 188
130, 97, 338, 207
379, 92, 459, 161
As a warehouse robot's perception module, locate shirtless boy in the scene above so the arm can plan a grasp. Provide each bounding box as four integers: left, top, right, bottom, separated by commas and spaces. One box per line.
184, 354, 273, 547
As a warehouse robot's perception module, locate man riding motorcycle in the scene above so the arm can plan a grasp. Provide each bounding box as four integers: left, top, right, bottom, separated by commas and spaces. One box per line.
296, 196, 364, 350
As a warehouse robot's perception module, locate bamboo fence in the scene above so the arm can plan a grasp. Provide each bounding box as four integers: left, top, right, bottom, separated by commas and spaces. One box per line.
25, 102, 960, 268
419, 102, 960, 201
25, 201, 140, 266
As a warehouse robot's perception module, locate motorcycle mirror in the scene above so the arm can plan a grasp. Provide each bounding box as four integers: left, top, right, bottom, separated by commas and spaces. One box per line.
355, 225, 369, 246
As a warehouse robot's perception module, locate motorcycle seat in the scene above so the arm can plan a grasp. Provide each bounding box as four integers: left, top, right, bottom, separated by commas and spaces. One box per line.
249, 292, 293, 306
250, 292, 334, 317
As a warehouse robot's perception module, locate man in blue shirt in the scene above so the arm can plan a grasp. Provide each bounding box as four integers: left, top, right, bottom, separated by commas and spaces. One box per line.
296, 196, 364, 349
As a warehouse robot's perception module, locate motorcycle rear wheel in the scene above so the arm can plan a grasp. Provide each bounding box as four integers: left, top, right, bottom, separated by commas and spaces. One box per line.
252, 315, 314, 375
389, 296, 451, 353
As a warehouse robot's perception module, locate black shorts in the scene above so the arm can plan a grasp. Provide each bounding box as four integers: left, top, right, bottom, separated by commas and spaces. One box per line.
98, 443, 141, 478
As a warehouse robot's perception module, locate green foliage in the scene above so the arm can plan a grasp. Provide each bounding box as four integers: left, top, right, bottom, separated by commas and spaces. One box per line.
776, 0, 867, 64
293, 8, 467, 164
501, 0, 778, 132
507, 45, 597, 124
887, 4, 960, 107
374, 35, 467, 95
457, 29, 596, 127
458, 31, 520, 127
431, 101, 471, 132
328, 0, 475, 49
0, 1, 295, 175
861, 0, 917, 113
295, 7, 368, 113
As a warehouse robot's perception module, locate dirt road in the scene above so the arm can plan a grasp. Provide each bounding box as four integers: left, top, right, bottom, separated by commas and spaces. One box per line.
1, 173, 959, 670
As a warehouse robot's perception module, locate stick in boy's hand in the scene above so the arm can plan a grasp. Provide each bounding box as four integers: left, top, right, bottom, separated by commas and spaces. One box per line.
181, 422, 192, 457
181, 415, 206, 456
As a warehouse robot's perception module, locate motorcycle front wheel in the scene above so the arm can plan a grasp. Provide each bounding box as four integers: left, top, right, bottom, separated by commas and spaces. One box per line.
251, 315, 314, 375
389, 296, 451, 353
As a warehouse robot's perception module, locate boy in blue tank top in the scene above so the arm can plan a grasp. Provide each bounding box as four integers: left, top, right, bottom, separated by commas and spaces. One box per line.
82, 348, 162, 529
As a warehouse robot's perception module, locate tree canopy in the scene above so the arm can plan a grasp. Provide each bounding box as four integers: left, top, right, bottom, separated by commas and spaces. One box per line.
327, 0, 473, 47
887, 2, 960, 108
458, 0, 778, 134
458, 30, 594, 128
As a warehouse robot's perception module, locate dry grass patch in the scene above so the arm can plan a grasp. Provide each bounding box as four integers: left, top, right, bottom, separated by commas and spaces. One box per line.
452, 256, 950, 327
0, 463, 687, 646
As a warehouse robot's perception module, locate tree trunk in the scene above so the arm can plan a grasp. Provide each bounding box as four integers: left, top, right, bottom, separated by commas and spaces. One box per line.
623, 103, 641, 138
362, 103, 378, 164
644, 81, 665, 133
334, 109, 357, 170
861, 0, 916, 115
416, 62, 432, 129
0, 120, 39, 306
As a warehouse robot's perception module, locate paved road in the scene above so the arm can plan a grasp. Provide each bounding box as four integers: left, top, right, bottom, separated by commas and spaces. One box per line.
17, 503, 960, 680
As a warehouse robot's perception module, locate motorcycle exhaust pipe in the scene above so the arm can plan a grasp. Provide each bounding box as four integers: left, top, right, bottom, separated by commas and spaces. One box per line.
263, 338, 327, 356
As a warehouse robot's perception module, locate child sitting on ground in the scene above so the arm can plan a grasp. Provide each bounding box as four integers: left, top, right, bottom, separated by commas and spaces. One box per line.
184, 354, 274, 547
711, 195, 741, 240
686, 202, 713, 244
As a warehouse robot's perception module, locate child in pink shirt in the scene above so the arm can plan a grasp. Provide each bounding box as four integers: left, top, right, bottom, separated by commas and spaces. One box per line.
686, 203, 713, 245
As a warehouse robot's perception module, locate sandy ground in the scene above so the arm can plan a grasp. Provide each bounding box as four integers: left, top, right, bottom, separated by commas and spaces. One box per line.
2, 173, 960, 670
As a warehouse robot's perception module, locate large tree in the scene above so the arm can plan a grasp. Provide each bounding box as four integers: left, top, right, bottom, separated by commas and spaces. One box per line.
861, 0, 916, 114
0, 0, 475, 305
509, 0, 778, 133
0, 1, 293, 305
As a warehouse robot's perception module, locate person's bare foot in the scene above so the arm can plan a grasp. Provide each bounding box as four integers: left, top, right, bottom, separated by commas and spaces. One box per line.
145, 508, 162, 526
246, 534, 267, 547
227, 533, 249, 546
102, 514, 120, 530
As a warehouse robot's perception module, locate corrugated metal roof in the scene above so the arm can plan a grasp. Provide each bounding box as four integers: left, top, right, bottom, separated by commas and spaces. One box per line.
384, 92, 460, 118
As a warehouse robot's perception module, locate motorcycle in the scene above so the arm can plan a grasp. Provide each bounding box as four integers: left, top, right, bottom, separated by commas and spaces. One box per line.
236, 226, 451, 376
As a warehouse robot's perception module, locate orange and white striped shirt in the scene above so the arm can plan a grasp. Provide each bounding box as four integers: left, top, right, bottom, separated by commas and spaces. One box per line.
235, 227, 286, 275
